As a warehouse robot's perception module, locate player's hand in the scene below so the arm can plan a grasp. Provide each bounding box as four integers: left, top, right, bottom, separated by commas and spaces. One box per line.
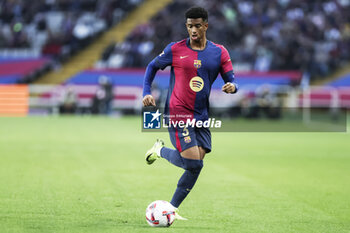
143, 95, 156, 107
222, 82, 236, 94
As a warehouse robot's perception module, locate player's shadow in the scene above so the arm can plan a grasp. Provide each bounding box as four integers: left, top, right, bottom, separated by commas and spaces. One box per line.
138, 224, 217, 230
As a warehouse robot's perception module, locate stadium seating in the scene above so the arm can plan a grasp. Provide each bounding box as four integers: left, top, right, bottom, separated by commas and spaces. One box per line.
327, 73, 350, 87
96, 0, 350, 82
295, 73, 350, 109
0, 56, 49, 84
299, 87, 350, 109
65, 69, 302, 89
0, 0, 143, 84
1, 0, 349, 115
29, 84, 142, 115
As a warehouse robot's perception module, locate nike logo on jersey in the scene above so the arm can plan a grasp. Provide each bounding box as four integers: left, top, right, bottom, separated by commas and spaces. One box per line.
180, 55, 188, 59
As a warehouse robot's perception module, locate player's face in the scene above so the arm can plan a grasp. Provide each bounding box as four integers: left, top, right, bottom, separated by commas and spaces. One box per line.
186, 18, 208, 43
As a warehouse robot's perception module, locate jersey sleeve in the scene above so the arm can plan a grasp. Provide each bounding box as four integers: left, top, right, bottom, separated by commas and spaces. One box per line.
154, 42, 174, 70
220, 46, 233, 75
142, 59, 159, 97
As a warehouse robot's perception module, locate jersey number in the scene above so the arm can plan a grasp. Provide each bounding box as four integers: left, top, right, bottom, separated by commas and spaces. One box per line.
182, 127, 189, 136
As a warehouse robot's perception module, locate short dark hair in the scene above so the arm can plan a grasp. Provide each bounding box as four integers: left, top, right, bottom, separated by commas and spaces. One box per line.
185, 7, 208, 22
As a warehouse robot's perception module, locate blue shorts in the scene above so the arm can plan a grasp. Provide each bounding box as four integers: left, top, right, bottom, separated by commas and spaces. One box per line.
168, 126, 212, 153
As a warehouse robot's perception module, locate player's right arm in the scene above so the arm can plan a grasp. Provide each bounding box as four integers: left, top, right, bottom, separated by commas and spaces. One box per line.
142, 43, 174, 107
143, 59, 159, 107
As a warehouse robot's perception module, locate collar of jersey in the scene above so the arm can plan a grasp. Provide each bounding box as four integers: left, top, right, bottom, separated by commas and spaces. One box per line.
186, 38, 209, 52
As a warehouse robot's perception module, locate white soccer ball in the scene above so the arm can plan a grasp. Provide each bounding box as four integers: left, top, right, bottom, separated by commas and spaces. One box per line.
145, 200, 176, 227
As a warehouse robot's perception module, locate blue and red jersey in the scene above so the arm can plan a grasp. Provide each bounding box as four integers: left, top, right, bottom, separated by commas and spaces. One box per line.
143, 38, 237, 121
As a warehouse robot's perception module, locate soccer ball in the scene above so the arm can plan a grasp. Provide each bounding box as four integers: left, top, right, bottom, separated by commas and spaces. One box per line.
145, 200, 176, 227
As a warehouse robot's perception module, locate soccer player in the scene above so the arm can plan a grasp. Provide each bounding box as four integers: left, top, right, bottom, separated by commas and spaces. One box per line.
142, 7, 238, 219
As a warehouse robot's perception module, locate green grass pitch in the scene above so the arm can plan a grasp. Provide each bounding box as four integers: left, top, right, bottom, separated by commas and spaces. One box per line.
0, 116, 349, 233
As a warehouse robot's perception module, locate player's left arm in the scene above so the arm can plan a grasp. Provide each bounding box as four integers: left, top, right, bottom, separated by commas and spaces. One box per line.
221, 72, 238, 94
220, 46, 238, 94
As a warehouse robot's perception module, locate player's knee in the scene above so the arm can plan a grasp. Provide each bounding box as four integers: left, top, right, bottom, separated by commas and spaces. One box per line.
183, 158, 203, 173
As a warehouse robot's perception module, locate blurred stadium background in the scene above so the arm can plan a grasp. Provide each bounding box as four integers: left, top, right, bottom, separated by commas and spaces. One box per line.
0, 0, 349, 117
0, 0, 349, 232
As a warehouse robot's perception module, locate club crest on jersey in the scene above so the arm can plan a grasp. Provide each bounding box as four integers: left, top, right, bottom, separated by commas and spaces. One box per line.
189, 76, 204, 92
194, 60, 201, 69
184, 136, 191, 143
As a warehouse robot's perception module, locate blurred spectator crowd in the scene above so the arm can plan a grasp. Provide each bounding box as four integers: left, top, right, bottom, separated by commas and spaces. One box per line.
97, 0, 350, 81
0, 0, 142, 59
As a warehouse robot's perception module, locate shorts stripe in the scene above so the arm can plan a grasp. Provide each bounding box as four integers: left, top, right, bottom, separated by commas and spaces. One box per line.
175, 128, 182, 152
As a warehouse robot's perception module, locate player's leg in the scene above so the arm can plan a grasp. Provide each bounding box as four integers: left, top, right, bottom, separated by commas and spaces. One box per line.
145, 138, 186, 167
158, 145, 202, 167
159, 147, 185, 168
196, 127, 211, 160
180, 146, 200, 160
169, 127, 212, 208
145, 126, 195, 167
199, 146, 206, 160
145, 126, 207, 210
170, 145, 203, 208
153, 126, 198, 168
